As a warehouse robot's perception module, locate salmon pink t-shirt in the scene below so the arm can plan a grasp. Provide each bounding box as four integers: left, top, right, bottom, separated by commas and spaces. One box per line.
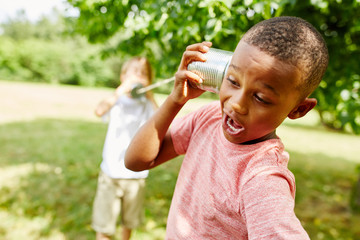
168, 101, 309, 239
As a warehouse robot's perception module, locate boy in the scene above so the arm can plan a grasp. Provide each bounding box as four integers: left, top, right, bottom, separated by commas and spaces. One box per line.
92, 57, 157, 240
125, 16, 328, 239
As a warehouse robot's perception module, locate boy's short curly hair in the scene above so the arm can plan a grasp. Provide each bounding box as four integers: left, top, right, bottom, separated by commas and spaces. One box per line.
242, 16, 329, 98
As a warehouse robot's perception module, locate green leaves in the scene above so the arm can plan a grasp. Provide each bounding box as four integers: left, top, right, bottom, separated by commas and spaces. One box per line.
65, 0, 360, 134
0, 36, 117, 87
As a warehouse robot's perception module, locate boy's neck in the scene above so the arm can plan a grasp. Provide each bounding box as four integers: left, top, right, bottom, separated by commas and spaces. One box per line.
241, 131, 278, 145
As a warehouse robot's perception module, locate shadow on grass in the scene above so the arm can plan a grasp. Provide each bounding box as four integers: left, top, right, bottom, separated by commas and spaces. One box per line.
0, 119, 180, 239
288, 150, 360, 240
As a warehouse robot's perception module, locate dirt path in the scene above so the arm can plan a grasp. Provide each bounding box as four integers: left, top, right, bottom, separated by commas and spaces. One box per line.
0, 80, 115, 124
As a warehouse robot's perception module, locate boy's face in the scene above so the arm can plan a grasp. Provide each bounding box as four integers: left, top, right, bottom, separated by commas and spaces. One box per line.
219, 41, 304, 144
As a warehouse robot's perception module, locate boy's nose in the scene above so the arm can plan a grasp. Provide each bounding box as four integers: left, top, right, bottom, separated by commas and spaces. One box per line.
230, 93, 248, 115
231, 102, 248, 115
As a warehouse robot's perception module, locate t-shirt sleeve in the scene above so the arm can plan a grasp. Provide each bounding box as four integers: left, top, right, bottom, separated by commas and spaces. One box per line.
171, 101, 220, 155
240, 169, 310, 240
170, 111, 197, 155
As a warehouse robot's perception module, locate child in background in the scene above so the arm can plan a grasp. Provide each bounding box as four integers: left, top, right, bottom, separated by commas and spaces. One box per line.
92, 57, 157, 240
125, 17, 328, 239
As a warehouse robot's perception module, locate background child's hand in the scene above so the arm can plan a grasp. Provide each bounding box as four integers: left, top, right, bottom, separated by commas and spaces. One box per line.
171, 41, 212, 105
116, 69, 149, 97
115, 82, 131, 97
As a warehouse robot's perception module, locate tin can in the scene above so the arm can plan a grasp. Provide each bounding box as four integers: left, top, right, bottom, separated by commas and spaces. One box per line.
130, 83, 145, 98
188, 48, 233, 93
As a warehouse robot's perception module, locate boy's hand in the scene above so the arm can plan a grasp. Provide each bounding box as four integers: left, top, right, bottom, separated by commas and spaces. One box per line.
171, 41, 212, 105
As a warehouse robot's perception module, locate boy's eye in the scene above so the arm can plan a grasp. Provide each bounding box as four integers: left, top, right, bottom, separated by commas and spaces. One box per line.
255, 94, 271, 105
226, 76, 239, 87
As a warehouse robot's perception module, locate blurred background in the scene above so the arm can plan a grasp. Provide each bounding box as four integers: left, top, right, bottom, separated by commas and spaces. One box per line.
0, 0, 359, 239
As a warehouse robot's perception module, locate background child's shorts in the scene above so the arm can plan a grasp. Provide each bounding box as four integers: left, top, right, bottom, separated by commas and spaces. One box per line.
91, 170, 146, 236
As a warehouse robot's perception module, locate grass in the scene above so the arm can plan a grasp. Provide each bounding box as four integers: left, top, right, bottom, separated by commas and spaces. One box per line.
0, 119, 178, 239
0, 81, 359, 239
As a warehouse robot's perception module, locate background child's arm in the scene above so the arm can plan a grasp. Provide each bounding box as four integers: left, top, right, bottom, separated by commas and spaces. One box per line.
94, 94, 118, 117
125, 41, 212, 171
94, 82, 132, 117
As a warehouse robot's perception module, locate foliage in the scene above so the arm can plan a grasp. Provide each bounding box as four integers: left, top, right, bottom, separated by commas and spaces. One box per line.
0, 36, 117, 87
0, 9, 65, 41
66, 0, 360, 134
0, 12, 123, 88
281, 0, 360, 134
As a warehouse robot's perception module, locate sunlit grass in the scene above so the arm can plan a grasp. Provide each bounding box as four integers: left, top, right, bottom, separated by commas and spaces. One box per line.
0, 119, 180, 239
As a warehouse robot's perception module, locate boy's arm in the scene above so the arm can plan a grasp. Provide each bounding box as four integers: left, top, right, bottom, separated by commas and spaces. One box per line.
125, 97, 183, 170
125, 41, 212, 171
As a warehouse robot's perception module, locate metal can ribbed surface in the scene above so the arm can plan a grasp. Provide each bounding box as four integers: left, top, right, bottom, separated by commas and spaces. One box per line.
188, 48, 233, 93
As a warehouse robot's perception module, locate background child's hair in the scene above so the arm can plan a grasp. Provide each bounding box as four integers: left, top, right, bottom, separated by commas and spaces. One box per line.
120, 57, 153, 85
242, 16, 329, 98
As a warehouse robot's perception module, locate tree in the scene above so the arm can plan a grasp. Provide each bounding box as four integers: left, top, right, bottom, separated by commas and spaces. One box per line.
282, 0, 360, 134
0, 12, 118, 87
0, 10, 35, 40
67, 0, 360, 133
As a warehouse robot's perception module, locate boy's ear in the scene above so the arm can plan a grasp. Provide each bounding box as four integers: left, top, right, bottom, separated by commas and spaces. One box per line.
288, 98, 317, 120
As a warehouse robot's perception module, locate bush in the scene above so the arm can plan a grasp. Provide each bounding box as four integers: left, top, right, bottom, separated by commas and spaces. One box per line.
0, 36, 118, 87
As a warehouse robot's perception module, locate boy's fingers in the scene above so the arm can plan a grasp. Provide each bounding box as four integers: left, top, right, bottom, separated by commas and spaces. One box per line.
186, 41, 212, 52
176, 70, 203, 84
178, 42, 213, 71
183, 50, 207, 63
176, 41, 213, 88
185, 71, 203, 84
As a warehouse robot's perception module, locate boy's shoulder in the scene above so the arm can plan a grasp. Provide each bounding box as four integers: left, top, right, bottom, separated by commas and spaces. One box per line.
186, 100, 222, 127
193, 100, 221, 117
239, 139, 294, 186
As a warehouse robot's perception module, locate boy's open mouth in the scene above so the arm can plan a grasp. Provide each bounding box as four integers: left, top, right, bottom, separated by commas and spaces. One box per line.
223, 114, 244, 135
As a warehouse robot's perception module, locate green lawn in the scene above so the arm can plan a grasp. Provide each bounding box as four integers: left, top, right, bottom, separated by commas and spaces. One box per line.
0, 84, 359, 239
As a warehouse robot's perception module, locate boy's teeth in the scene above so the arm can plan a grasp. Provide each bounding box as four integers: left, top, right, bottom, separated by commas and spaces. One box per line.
227, 117, 239, 131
